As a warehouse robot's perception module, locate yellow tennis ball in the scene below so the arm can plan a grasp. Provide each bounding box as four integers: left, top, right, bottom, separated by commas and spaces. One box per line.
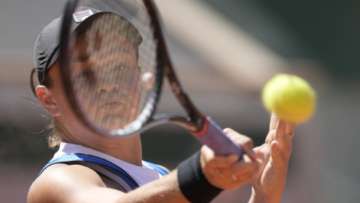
262, 74, 316, 124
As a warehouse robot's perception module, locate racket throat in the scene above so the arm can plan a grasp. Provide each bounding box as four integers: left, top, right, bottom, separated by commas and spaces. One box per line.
192, 117, 209, 137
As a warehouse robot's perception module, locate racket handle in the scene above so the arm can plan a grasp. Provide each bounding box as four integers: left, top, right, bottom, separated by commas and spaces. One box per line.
193, 116, 244, 158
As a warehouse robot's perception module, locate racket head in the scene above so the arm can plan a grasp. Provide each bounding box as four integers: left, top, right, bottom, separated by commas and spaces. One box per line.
58, 0, 164, 137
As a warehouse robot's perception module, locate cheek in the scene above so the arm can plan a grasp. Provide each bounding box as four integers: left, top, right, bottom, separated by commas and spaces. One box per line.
52, 86, 96, 138
50, 71, 77, 117
50, 79, 80, 125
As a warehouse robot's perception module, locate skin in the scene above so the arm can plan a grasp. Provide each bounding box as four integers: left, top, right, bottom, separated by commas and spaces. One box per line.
29, 63, 294, 203
72, 30, 142, 130
28, 63, 259, 202
28, 23, 295, 203
250, 115, 295, 203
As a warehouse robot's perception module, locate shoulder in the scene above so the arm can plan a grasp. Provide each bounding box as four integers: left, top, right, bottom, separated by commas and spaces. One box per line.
27, 163, 107, 203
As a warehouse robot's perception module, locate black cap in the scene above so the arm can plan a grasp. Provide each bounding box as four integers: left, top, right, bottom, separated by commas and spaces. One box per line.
32, 7, 100, 84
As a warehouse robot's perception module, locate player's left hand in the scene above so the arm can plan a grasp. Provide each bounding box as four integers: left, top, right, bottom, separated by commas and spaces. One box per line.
250, 114, 295, 203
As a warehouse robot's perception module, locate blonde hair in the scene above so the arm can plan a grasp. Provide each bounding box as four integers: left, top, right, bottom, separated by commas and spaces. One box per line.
48, 120, 62, 148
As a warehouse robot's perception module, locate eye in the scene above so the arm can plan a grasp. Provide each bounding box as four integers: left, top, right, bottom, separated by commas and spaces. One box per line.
80, 68, 97, 86
78, 53, 90, 62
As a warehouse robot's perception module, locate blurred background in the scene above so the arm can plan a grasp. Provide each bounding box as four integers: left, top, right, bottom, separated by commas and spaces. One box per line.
0, 0, 359, 202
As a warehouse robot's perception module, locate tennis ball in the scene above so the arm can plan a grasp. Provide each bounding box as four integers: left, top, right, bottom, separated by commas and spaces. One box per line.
262, 74, 316, 124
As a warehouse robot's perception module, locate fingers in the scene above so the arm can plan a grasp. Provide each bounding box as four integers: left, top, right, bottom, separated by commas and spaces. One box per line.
231, 154, 259, 176
265, 128, 276, 145
199, 129, 261, 190
265, 113, 295, 147
270, 120, 295, 165
269, 113, 278, 131
275, 118, 295, 141
271, 117, 293, 141
229, 156, 259, 186
285, 122, 295, 137
266, 114, 296, 143
270, 141, 290, 169
265, 114, 279, 144
201, 127, 257, 168
253, 144, 270, 163
261, 115, 296, 171
200, 146, 257, 189
223, 128, 257, 161
275, 121, 294, 152
200, 145, 259, 190
223, 128, 254, 149
201, 145, 239, 168
221, 129, 260, 185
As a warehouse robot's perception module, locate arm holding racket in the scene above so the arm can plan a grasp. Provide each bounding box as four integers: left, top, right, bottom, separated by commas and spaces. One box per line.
28, 130, 259, 203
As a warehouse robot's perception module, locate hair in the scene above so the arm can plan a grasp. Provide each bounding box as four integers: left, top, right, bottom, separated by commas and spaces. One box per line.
31, 67, 62, 148
48, 120, 63, 148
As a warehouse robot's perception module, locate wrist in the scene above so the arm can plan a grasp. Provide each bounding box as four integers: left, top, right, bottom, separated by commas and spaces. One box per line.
177, 151, 223, 203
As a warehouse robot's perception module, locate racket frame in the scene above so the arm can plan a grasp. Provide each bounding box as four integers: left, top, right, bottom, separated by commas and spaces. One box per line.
58, 0, 244, 157
58, 0, 165, 137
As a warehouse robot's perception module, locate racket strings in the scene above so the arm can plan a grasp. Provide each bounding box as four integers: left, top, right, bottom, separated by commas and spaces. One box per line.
70, 8, 157, 131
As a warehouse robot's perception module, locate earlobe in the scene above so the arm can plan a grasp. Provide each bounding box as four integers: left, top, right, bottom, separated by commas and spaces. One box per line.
35, 85, 61, 117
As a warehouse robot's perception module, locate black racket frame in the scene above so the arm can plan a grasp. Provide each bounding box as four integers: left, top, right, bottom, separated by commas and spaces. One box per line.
58, 0, 207, 137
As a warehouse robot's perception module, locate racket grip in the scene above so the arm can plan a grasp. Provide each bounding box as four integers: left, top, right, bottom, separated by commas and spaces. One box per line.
193, 116, 244, 158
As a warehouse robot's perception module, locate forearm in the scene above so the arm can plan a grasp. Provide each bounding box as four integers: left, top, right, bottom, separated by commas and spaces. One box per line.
68, 171, 190, 203
121, 171, 189, 203
122, 151, 224, 203
124, 151, 223, 203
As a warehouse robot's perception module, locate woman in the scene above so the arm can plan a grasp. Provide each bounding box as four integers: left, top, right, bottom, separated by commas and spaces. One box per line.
28, 7, 295, 203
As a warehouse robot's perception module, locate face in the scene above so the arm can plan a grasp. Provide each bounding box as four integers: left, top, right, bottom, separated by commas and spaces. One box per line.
36, 33, 142, 144
71, 33, 141, 130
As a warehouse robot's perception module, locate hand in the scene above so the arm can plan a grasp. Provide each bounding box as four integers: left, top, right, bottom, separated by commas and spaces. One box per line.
200, 129, 260, 190
250, 114, 295, 203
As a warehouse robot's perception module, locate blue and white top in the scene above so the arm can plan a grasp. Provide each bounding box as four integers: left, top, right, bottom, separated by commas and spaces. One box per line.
41, 142, 169, 192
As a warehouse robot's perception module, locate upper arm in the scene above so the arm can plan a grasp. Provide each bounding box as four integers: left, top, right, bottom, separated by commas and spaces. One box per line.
27, 164, 125, 203
28, 164, 189, 203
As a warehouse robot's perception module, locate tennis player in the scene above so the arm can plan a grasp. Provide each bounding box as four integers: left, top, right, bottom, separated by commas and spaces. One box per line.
27, 7, 295, 203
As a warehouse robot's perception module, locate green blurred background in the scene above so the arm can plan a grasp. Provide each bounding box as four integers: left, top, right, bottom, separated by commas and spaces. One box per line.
0, 0, 359, 202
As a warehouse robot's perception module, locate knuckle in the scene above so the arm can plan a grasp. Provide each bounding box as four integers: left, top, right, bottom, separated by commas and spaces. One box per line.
242, 137, 254, 148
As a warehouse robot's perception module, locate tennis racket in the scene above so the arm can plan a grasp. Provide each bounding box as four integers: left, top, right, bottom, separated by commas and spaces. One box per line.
58, 0, 244, 157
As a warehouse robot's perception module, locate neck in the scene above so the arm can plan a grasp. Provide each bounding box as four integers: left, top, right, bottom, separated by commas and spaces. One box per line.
59, 130, 143, 166
90, 135, 143, 166
72, 135, 143, 166
55, 119, 143, 166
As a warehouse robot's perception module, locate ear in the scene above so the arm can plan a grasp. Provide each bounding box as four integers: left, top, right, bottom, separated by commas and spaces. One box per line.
35, 85, 61, 117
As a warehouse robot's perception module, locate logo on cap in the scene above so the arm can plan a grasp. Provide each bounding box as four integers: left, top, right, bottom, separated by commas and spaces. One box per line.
73, 8, 95, 23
